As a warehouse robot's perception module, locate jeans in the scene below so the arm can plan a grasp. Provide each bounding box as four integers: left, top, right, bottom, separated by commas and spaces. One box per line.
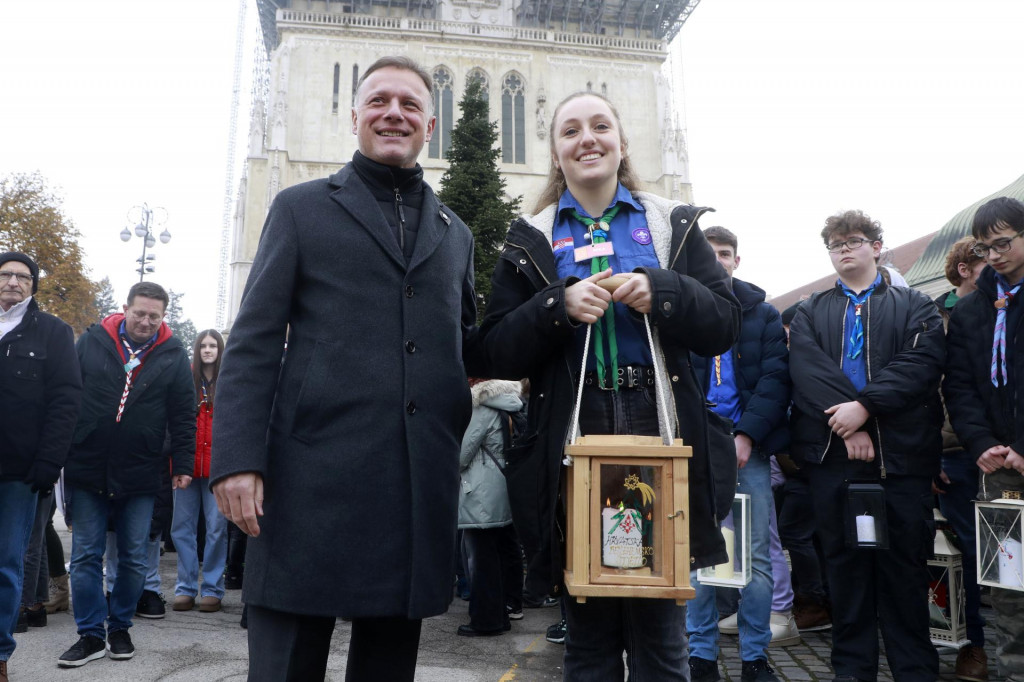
106, 532, 161, 594
938, 452, 985, 645
564, 385, 688, 681
768, 494, 794, 613
0, 480, 39, 661
171, 479, 227, 599
69, 488, 155, 639
21, 491, 51, 607
687, 452, 774, 662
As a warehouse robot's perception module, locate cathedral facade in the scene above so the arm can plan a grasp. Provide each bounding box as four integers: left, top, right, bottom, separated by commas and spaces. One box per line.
228, 0, 699, 323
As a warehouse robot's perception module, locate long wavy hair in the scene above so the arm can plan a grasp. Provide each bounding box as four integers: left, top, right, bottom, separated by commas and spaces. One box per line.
192, 329, 224, 407
532, 92, 642, 214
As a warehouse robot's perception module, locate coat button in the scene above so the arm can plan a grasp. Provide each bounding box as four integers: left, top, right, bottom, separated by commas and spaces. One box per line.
405, 340, 416, 353
28, 351, 34, 357
406, 401, 417, 414
405, 285, 414, 298
519, 259, 527, 265
662, 301, 672, 313
544, 297, 555, 308
671, 375, 679, 382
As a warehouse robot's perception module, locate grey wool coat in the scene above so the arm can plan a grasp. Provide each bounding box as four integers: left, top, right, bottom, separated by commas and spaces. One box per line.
210, 163, 479, 620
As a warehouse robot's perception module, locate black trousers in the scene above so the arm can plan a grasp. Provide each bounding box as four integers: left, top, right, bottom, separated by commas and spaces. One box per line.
247, 605, 421, 682
462, 524, 523, 631
808, 459, 938, 681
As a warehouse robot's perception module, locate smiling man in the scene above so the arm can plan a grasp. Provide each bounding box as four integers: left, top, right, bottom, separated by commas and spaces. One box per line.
210, 56, 480, 681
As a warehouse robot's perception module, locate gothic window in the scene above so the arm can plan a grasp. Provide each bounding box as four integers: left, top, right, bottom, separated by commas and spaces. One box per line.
466, 68, 489, 105
332, 63, 340, 114
501, 73, 526, 164
351, 64, 359, 106
429, 67, 454, 159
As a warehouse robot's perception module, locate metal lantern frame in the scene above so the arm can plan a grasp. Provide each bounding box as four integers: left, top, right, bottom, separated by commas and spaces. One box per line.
928, 523, 969, 648
695, 493, 752, 588
975, 492, 1024, 591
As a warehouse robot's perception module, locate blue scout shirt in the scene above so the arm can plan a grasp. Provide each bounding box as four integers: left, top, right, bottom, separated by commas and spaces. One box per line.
839, 273, 882, 392
707, 349, 743, 427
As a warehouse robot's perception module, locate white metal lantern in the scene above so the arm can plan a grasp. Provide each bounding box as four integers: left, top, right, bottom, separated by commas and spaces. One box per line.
696, 493, 752, 588
976, 491, 1024, 591
928, 513, 969, 648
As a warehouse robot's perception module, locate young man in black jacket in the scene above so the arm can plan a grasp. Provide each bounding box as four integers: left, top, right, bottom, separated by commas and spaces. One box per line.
789, 210, 944, 682
944, 196, 1024, 680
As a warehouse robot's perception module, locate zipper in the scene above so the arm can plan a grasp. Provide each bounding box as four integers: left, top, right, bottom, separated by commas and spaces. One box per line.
393, 186, 406, 251
864, 297, 886, 479
667, 207, 709, 270
505, 239, 552, 287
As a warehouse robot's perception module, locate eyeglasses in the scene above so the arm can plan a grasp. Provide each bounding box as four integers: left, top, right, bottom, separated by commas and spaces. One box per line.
128, 310, 164, 324
0, 271, 32, 285
826, 237, 875, 253
971, 231, 1024, 258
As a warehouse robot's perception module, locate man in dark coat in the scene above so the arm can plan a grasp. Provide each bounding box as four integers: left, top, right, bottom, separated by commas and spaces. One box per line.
789, 210, 944, 682
210, 56, 480, 682
0, 252, 82, 681
58, 281, 195, 669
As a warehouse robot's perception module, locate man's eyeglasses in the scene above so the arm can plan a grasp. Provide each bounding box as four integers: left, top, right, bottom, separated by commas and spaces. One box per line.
971, 231, 1024, 258
826, 237, 875, 253
0, 271, 32, 285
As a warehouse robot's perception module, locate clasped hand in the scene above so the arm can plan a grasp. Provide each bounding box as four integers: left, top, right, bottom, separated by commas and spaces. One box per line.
565, 268, 652, 324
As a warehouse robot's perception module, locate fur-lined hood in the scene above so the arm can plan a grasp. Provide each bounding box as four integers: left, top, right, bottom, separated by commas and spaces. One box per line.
471, 379, 523, 411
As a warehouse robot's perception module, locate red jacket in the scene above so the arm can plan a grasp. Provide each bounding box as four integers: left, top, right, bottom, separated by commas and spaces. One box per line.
194, 399, 213, 478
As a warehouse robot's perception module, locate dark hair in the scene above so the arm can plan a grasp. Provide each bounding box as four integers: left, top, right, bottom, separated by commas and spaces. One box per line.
532, 92, 641, 214
944, 236, 983, 287
126, 281, 169, 310
821, 209, 883, 246
703, 226, 738, 254
355, 56, 434, 115
192, 329, 224, 406
972, 196, 1024, 241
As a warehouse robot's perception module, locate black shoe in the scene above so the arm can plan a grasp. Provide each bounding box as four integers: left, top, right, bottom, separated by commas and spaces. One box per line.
741, 658, 779, 682
106, 629, 135, 660
506, 604, 524, 620
224, 573, 244, 590
689, 656, 721, 682
14, 609, 27, 634
523, 595, 558, 608
25, 605, 46, 628
135, 590, 166, 619
457, 623, 509, 637
58, 635, 106, 668
545, 619, 567, 644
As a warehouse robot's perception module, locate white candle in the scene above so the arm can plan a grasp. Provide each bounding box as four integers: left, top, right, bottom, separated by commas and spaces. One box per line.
602, 506, 644, 568
856, 514, 877, 544
998, 538, 1023, 587
713, 527, 736, 580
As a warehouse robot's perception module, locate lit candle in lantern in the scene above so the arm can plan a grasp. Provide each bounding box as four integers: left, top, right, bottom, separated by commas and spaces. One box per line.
999, 538, 1023, 587
856, 513, 877, 544
602, 499, 644, 568
713, 526, 736, 580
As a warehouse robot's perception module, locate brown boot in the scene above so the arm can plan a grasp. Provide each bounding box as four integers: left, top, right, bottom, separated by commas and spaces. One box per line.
198, 596, 222, 613
0, 659, 8, 682
44, 573, 70, 613
794, 599, 832, 632
955, 645, 989, 682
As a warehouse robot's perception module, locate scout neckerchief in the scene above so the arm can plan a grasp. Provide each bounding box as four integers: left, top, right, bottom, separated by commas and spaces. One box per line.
992, 276, 1022, 386
571, 203, 622, 390
116, 325, 158, 423
840, 278, 879, 360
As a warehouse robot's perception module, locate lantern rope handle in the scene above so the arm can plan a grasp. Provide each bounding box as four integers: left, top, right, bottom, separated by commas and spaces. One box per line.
567, 324, 593, 447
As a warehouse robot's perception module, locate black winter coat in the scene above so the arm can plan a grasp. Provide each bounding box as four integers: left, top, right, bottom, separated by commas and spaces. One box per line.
476, 193, 741, 590
789, 278, 945, 476
0, 299, 82, 480
944, 267, 1024, 459
64, 315, 195, 498
692, 278, 790, 456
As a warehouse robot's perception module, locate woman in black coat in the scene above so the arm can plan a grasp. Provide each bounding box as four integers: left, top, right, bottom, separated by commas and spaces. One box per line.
476, 92, 739, 681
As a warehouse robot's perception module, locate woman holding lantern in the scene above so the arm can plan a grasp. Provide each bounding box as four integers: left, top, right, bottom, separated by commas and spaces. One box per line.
475, 92, 740, 680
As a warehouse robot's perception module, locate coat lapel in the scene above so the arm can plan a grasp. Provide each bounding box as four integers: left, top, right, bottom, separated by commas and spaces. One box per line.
327, 167, 406, 269
408, 188, 450, 272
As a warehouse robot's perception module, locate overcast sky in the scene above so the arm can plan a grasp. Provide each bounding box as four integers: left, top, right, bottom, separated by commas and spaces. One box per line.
1, 0, 1022, 328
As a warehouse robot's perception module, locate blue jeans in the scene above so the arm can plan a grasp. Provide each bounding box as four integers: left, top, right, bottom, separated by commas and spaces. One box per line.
0, 480, 39, 661
171, 480, 227, 599
106, 532, 161, 594
687, 452, 774, 661
69, 488, 155, 639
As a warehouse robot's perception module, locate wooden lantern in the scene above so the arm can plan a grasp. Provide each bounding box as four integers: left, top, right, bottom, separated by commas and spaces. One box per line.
696, 493, 752, 588
928, 517, 969, 648
563, 434, 694, 604
976, 491, 1024, 591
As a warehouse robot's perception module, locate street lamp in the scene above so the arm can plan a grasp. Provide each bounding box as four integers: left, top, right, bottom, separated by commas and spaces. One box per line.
120, 204, 170, 281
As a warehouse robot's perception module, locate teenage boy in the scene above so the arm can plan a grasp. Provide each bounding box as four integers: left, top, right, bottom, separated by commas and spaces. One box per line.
945, 196, 1024, 680
687, 227, 791, 682
789, 210, 944, 681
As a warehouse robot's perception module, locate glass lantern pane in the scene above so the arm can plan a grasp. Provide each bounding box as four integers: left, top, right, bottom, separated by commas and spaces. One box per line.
597, 463, 661, 574
977, 502, 1024, 591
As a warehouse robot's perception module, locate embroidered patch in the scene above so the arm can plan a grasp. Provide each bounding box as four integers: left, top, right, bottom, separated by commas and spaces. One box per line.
632, 228, 653, 245
552, 237, 574, 253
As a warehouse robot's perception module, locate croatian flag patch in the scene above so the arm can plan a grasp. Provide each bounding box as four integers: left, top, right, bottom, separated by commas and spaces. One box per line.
552, 237, 574, 253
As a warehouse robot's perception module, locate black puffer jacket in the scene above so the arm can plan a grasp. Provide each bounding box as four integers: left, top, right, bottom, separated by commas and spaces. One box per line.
0, 298, 82, 480
476, 193, 741, 591
789, 278, 945, 476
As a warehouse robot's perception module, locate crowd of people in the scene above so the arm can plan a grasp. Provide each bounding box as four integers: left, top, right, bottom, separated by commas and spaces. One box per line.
2, 53, 1023, 682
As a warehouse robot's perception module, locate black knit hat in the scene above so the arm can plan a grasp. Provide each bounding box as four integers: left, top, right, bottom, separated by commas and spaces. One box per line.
0, 252, 39, 294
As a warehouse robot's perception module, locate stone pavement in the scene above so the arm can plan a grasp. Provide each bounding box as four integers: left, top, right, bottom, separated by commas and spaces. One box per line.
7, 522, 996, 680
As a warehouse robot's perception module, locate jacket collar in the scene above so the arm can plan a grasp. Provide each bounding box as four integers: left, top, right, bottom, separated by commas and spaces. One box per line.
731, 277, 767, 313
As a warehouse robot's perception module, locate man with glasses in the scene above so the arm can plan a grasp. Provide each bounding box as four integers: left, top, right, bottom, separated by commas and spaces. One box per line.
945, 196, 1024, 680
57, 281, 195, 668
0, 252, 82, 682
789, 210, 944, 681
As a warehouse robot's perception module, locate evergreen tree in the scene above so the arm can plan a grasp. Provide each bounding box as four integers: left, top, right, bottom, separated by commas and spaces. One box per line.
165, 289, 198, 357
437, 79, 522, 318
93, 276, 119, 320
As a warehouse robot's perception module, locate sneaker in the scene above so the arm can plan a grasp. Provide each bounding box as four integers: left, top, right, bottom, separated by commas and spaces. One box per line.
795, 600, 832, 631
506, 605, 524, 620
106, 629, 135, 660
136, 590, 166, 619
58, 635, 106, 668
25, 604, 46, 628
689, 656, 721, 682
741, 658, 779, 682
224, 572, 244, 590
545, 619, 567, 644
524, 595, 559, 608
14, 609, 27, 634
44, 573, 70, 613
769, 610, 801, 647
718, 611, 738, 635
955, 645, 989, 682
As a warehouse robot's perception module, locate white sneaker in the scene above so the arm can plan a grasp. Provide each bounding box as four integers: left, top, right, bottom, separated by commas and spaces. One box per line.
718, 612, 738, 635
768, 610, 801, 647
